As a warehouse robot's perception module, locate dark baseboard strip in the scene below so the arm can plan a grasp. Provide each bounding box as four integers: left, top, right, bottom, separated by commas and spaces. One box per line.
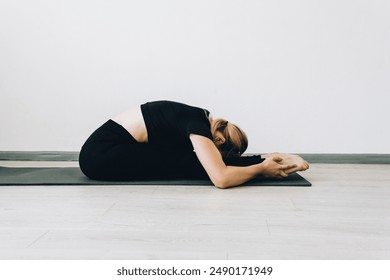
0, 151, 390, 164
0, 151, 79, 161
298, 154, 390, 164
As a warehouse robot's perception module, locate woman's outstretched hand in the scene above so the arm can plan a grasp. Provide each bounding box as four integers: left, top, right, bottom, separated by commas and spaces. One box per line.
260, 156, 298, 179
263, 153, 309, 175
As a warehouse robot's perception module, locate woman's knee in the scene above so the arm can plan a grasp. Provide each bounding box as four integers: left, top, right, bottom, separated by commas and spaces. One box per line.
79, 145, 101, 179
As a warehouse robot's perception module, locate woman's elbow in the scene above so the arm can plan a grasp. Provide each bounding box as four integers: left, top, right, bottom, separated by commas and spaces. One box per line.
211, 176, 231, 189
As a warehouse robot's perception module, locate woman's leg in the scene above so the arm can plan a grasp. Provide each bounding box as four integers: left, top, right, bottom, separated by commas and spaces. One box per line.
79, 120, 208, 180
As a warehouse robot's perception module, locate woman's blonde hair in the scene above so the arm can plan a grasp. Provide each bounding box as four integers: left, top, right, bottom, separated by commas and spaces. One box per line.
211, 118, 248, 157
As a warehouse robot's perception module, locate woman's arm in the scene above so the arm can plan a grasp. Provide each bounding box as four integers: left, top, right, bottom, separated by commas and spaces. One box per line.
190, 134, 296, 188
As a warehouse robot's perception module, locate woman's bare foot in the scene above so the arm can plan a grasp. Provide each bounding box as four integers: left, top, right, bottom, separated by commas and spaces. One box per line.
263, 153, 309, 175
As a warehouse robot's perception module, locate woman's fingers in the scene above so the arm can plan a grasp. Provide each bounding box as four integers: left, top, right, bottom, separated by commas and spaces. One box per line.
278, 164, 296, 177
279, 164, 297, 170
280, 170, 288, 178
284, 167, 299, 175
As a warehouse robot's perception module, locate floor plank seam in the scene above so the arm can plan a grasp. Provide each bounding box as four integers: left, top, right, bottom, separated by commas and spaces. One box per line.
26, 230, 50, 248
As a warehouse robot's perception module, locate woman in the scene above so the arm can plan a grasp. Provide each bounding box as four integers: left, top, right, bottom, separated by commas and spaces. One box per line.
79, 100, 309, 188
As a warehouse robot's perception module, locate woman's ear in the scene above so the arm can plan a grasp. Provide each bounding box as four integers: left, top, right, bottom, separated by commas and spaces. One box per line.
213, 135, 225, 145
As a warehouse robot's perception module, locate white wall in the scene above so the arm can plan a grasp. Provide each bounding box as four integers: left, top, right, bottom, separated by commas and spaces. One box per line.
1, 0, 389, 153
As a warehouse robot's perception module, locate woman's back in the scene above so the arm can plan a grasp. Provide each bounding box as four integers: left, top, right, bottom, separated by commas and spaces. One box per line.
112, 106, 148, 143
114, 101, 212, 149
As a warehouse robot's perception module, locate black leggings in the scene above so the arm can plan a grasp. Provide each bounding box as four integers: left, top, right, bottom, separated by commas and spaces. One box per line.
79, 119, 263, 181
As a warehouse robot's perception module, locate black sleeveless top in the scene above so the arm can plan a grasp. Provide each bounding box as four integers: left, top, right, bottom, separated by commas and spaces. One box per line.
141, 100, 264, 166
141, 100, 212, 150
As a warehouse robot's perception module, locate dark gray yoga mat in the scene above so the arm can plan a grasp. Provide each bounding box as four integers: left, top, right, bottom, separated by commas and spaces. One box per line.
0, 166, 311, 186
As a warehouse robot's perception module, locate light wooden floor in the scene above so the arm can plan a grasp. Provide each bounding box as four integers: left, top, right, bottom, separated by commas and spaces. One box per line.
0, 161, 389, 260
